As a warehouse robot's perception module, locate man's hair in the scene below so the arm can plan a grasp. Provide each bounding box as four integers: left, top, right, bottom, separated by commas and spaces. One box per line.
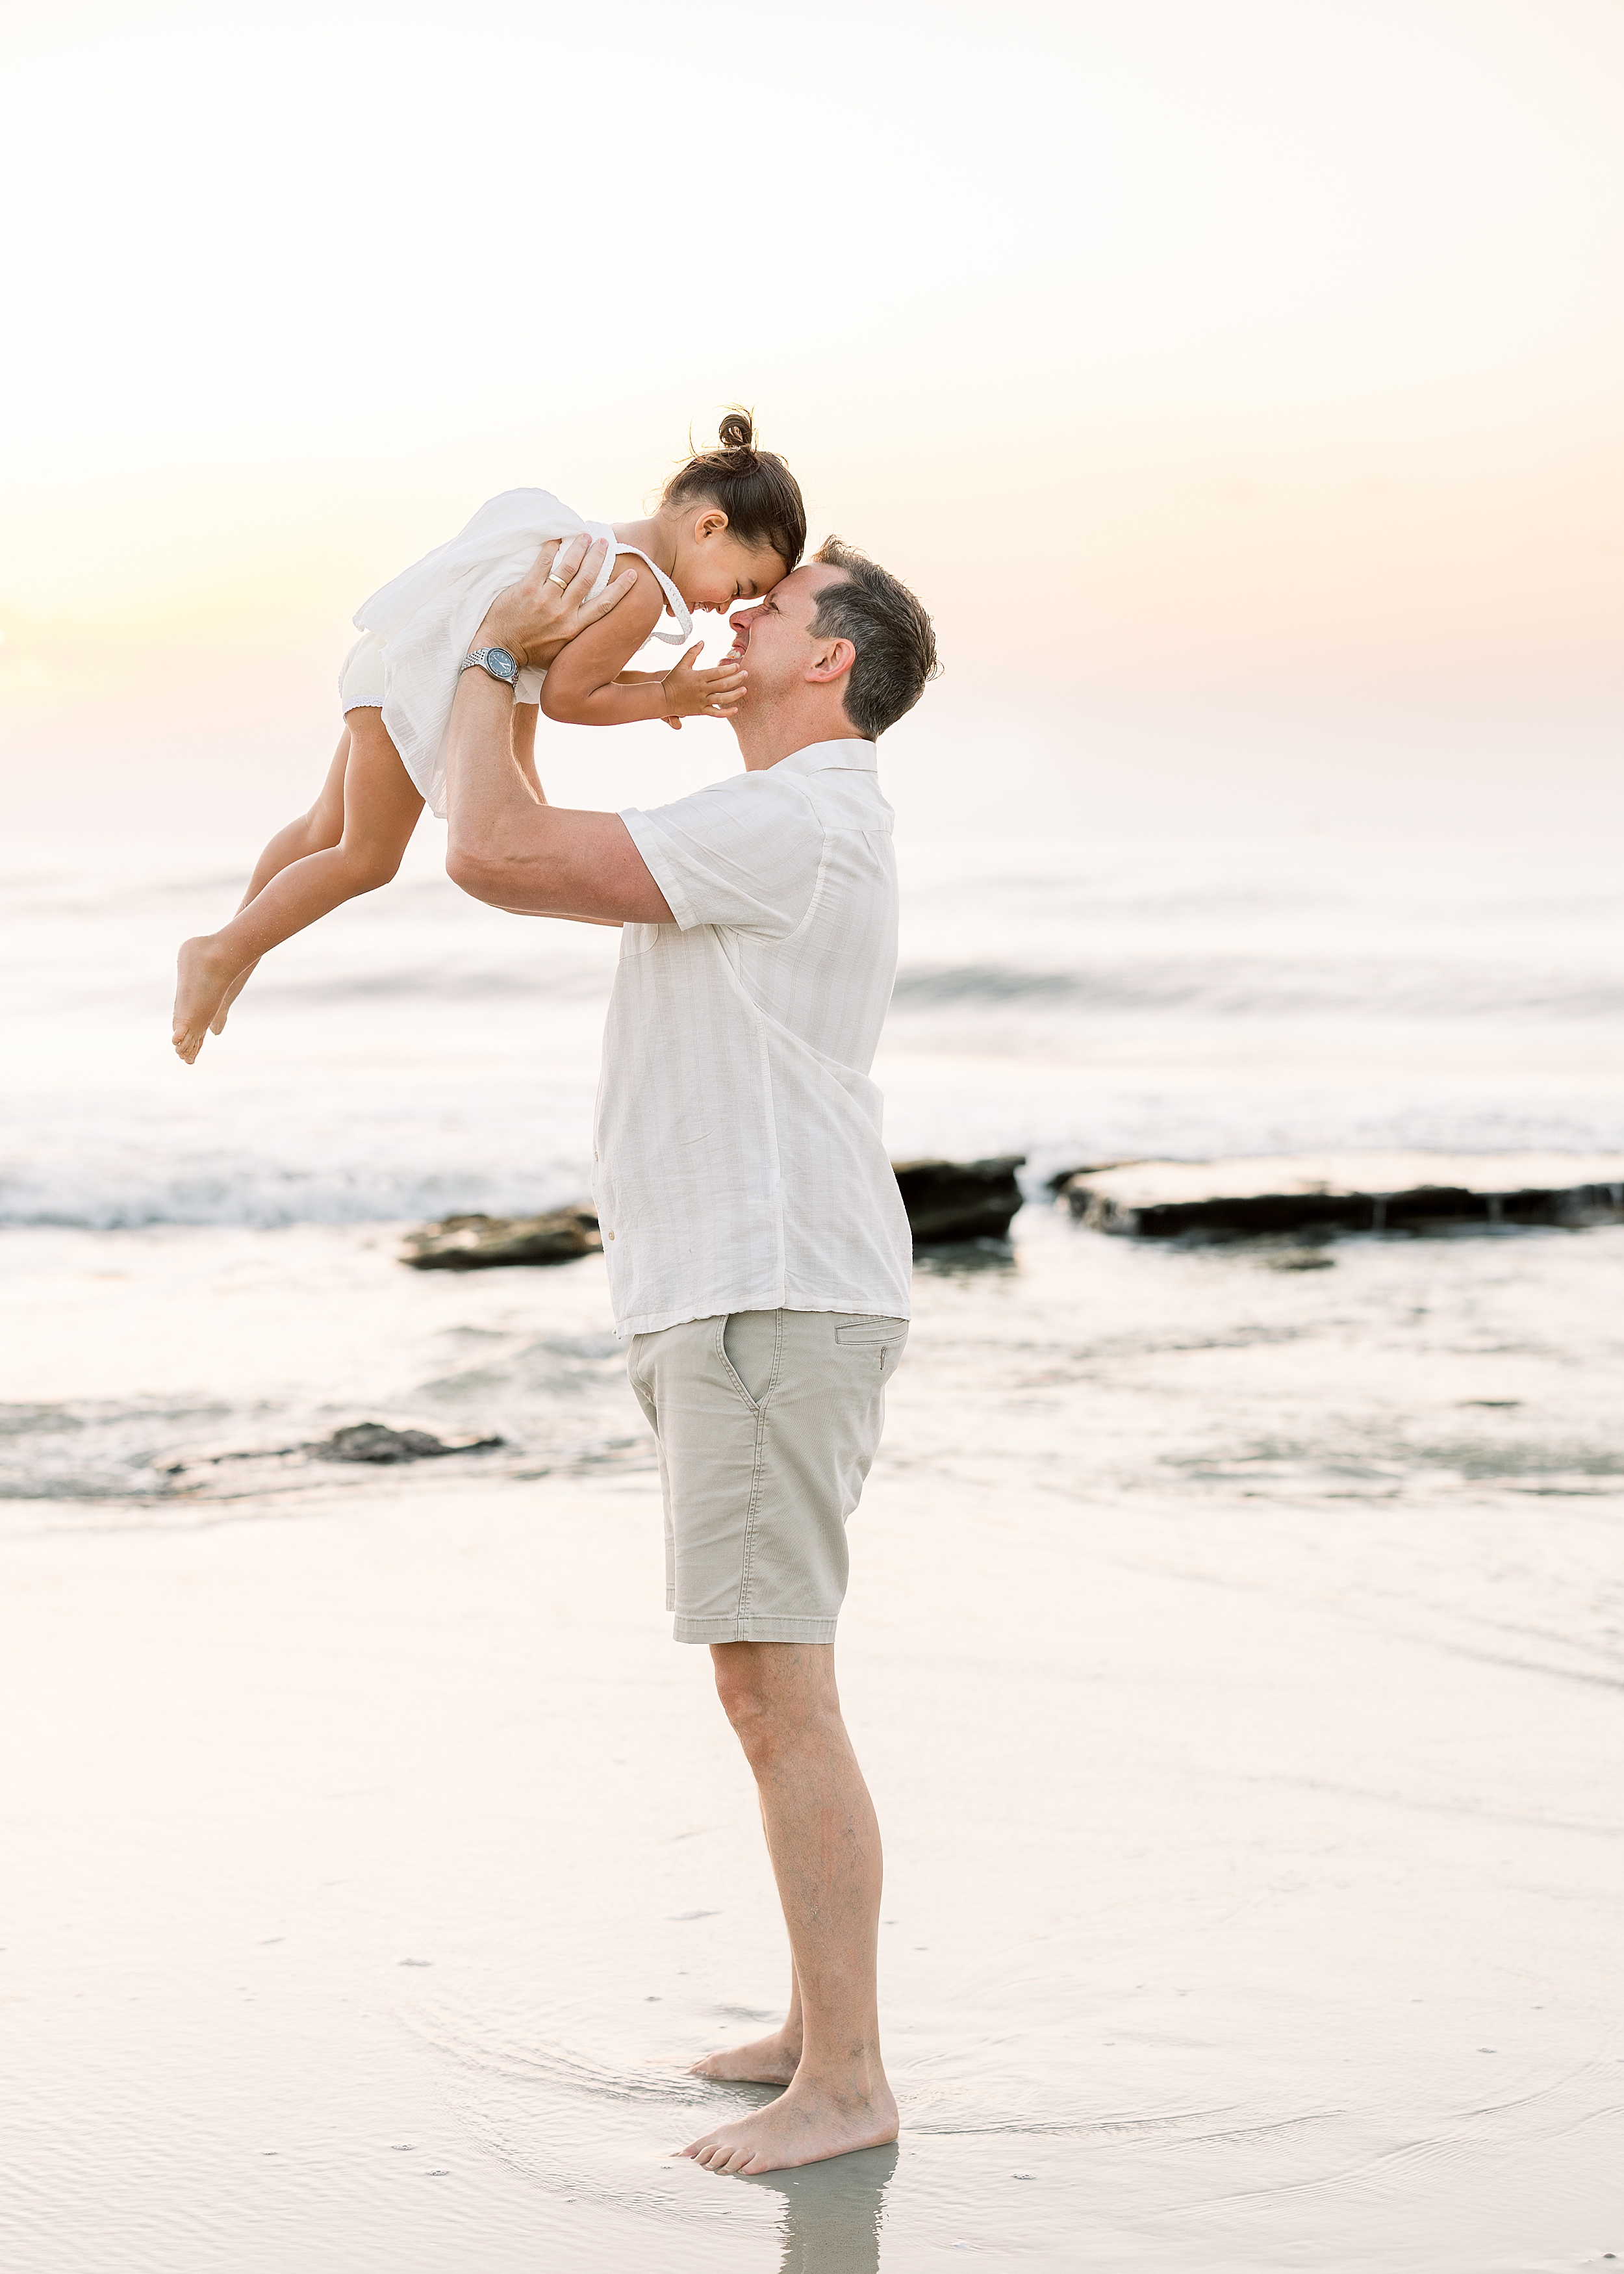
809, 537, 940, 739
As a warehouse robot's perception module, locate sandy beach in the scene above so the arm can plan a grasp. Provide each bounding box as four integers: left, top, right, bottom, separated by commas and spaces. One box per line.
5, 1207, 1621, 2272
9, 0, 1624, 2258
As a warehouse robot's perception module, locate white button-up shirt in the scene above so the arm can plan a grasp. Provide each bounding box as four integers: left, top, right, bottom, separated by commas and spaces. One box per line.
596, 738, 913, 1339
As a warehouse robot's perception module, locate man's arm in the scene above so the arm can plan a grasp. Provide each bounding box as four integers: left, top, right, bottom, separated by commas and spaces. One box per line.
444, 544, 684, 924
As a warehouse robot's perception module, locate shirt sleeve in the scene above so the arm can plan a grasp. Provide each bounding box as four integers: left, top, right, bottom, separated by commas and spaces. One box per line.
620, 771, 824, 937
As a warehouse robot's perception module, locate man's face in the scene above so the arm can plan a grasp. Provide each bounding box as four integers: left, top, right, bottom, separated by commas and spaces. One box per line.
726, 565, 846, 712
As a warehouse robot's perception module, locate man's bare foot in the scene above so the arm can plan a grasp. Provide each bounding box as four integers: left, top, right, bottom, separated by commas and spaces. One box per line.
689, 2028, 801, 2086
678, 2071, 898, 2175
173, 936, 240, 1063
209, 956, 260, 1034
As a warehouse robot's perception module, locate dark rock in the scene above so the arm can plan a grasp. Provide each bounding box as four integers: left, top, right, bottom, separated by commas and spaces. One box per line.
401, 1207, 602, 1271
1044, 1161, 1141, 1194
313, 1422, 503, 1464
156, 1420, 506, 1480
894, 1157, 1026, 1245
403, 1169, 1028, 1267
1059, 1155, 1624, 1240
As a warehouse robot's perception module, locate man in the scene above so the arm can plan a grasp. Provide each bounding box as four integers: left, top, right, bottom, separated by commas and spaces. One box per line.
443, 530, 939, 2177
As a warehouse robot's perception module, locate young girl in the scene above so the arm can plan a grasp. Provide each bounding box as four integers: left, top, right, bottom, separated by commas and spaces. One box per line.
172, 412, 805, 1062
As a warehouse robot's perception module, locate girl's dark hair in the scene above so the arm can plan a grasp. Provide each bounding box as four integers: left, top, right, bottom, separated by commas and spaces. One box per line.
663, 409, 806, 572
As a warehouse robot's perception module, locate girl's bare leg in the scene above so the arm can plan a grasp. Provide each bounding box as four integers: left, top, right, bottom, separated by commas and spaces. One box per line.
207, 728, 355, 1032
173, 709, 422, 1063
511, 702, 545, 803
209, 699, 533, 1034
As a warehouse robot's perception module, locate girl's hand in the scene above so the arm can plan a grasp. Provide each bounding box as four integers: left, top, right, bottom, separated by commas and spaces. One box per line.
659, 645, 747, 730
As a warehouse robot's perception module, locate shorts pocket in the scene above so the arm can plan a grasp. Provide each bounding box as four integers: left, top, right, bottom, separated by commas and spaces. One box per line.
835, 1321, 907, 1345
721, 1312, 780, 1409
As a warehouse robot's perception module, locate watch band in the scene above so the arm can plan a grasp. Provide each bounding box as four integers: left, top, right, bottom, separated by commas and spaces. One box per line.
461, 646, 520, 687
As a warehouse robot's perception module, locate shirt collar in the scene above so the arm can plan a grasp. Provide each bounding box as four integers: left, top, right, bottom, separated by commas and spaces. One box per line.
773, 737, 878, 775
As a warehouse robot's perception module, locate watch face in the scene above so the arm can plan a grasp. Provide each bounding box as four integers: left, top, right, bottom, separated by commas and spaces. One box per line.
492, 649, 516, 680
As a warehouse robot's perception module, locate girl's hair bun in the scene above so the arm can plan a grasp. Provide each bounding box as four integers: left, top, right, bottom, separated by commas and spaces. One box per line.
663, 406, 806, 570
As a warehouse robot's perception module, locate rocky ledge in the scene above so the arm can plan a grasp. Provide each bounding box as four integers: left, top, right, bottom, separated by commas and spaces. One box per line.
157, 1420, 505, 1483
1056, 1153, 1624, 1239
312, 1422, 504, 1463
402, 1207, 603, 1271
893, 1156, 1026, 1245
401, 1158, 1028, 1269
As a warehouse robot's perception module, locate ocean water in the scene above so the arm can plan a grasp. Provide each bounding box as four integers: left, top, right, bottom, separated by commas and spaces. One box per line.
7, 828, 1624, 1233
3, 825, 1623, 1505
3, 823, 1623, 2269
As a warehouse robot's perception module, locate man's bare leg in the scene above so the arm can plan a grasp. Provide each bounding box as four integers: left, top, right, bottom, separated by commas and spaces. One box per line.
691, 1954, 803, 2086
681, 1642, 896, 2175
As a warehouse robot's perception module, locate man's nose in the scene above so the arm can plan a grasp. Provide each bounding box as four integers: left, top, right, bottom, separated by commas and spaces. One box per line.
730, 603, 762, 635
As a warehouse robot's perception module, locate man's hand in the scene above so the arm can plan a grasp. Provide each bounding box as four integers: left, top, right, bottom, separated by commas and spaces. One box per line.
474, 535, 637, 671
657, 644, 748, 730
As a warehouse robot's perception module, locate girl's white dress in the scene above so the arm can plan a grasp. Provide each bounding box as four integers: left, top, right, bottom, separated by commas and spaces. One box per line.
340, 489, 692, 819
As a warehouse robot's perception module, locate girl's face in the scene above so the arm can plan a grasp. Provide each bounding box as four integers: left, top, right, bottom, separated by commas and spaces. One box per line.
672, 511, 787, 614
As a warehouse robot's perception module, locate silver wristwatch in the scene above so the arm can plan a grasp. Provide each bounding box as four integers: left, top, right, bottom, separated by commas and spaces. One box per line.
461, 646, 520, 687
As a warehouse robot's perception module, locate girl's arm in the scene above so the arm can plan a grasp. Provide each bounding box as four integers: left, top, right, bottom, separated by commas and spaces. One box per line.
540, 558, 744, 727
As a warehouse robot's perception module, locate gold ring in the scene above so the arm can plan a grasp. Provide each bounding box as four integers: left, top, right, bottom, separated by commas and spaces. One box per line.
548, 573, 568, 589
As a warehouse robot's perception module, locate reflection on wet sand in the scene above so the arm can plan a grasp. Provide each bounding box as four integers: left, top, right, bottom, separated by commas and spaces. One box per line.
740, 2141, 897, 2274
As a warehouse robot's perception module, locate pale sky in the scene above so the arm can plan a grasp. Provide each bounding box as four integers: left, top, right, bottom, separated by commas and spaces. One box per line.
3, 0, 1621, 838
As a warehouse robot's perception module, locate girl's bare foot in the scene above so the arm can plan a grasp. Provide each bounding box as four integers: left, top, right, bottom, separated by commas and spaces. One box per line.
689, 2028, 801, 2086
173, 937, 242, 1062
209, 956, 260, 1034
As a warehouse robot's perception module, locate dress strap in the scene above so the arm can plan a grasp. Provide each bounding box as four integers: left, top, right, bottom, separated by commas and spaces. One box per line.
612, 546, 694, 646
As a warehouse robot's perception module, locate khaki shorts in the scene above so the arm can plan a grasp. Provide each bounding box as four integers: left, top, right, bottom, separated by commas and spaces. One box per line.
628, 1309, 909, 1646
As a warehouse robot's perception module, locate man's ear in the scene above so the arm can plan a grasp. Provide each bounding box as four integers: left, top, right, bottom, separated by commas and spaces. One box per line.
693, 509, 730, 543
806, 636, 856, 686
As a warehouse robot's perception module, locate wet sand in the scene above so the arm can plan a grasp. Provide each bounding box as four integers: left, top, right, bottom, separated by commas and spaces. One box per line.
4, 1328, 1621, 2271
